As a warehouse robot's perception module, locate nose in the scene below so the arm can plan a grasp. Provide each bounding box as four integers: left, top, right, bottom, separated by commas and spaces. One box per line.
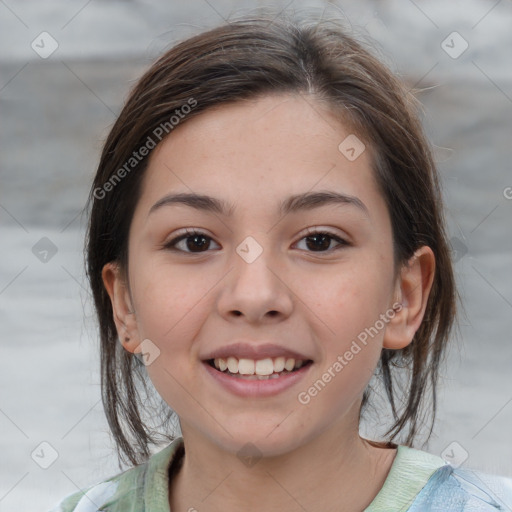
216, 240, 294, 325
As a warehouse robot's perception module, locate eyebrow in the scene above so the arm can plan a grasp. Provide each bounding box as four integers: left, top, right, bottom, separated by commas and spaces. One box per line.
148, 190, 369, 218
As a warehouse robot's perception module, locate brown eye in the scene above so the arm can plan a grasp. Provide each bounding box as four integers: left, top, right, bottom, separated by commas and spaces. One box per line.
164, 230, 220, 253
295, 230, 348, 253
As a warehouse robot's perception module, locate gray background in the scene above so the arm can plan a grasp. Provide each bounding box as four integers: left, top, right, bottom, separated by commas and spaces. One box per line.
0, 0, 511, 510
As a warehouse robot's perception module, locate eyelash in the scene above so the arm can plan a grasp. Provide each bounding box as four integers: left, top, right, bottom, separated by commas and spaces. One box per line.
162, 227, 349, 254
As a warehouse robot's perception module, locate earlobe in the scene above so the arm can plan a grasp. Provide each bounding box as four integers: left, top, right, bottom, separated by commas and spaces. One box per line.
102, 262, 141, 354
383, 246, 435, 350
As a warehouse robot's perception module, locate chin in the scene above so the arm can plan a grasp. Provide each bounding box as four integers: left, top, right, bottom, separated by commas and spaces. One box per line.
204, 419, 309, 460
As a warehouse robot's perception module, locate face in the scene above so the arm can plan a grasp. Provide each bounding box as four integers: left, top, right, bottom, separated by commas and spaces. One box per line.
107, 94, 405, 457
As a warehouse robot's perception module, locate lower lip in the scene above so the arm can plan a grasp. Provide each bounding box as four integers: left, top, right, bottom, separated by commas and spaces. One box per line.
202, 361, 312, 398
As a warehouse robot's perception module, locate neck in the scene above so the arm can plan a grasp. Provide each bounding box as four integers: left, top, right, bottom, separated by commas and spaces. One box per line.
168, 423, 396, 512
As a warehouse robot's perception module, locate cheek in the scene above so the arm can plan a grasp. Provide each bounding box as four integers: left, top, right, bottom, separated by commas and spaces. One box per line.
131, 263, 207, 412
129, 260, 208, 352
305, 256, 394, 341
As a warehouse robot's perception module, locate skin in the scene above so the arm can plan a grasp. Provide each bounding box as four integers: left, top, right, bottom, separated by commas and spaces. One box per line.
103, 93, 435, 512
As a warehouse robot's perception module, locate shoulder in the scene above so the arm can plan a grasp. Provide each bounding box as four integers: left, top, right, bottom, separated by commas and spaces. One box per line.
410, 462, 512, 511
47, 459, 148, 512
47, 437, 184, 512
366, 444, 512, 512
450, 466, 512, 510
48, 479, 122, 512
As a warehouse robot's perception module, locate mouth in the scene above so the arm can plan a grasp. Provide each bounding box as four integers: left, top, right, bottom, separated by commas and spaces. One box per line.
205, 356, 313, 380
201, 342, 314, 397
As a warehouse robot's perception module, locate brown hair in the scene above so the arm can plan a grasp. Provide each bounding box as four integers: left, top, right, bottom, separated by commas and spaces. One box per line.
85, 12, 456, 467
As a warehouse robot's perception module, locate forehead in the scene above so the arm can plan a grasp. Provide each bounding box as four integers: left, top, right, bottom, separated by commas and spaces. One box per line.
136, 94, 381, 218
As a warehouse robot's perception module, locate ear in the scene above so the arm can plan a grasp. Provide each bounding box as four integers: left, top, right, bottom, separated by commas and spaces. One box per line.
102, 261, 141, 354
383, 246, 435, 350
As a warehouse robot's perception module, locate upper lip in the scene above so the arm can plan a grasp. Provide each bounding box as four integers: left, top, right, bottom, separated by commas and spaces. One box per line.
202, 343, 312, 362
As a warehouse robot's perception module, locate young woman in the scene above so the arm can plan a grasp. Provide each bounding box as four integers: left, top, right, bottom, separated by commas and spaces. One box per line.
50, 13, 512, 512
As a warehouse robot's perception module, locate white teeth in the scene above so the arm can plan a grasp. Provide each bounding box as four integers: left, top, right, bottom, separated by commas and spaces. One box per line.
212, 356, 308, 376
273, 356, 285, 372
255, 358, 274, 376
284, 358, 295, 371
238, 358, 255, 375
227, 356, 238, 374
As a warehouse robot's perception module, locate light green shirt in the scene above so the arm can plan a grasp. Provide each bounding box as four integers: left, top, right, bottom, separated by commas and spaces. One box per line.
49, 437, 512, 511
